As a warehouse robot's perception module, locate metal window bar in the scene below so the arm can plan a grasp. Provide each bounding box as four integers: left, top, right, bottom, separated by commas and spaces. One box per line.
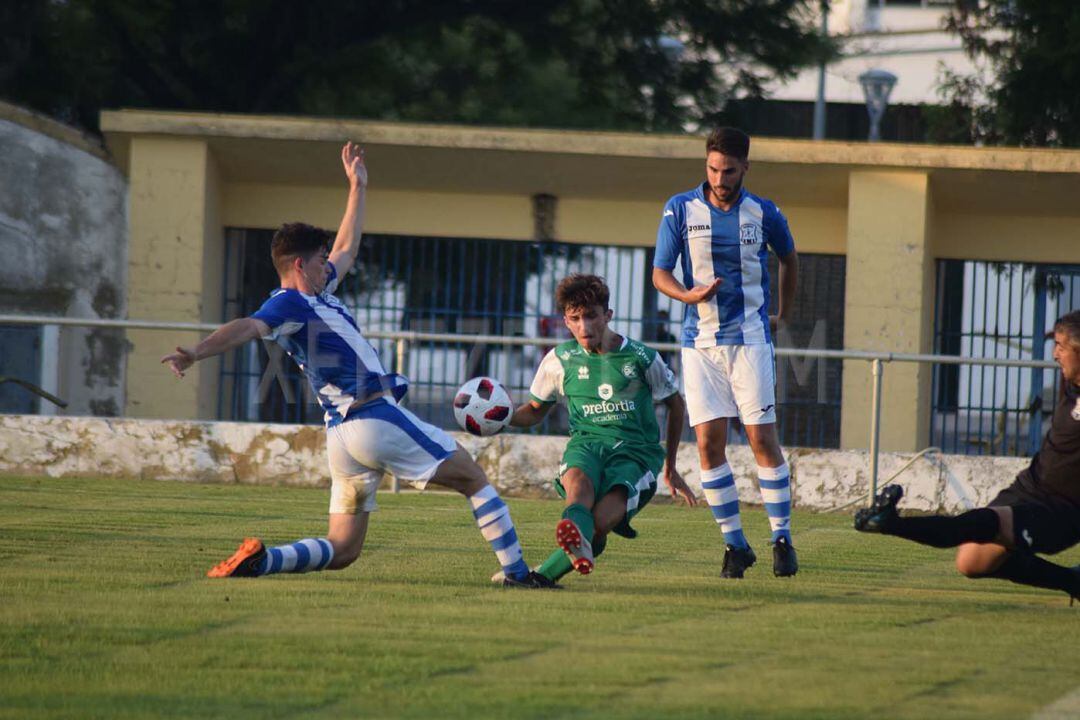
932, 260, 1080, 456
213, 231, 845, 446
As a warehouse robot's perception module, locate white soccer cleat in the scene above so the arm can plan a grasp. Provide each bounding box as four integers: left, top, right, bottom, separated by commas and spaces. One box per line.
555, 518, 594, 575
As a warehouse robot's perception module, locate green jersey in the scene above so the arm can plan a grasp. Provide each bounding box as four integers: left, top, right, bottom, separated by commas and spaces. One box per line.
529, 337, 679, 446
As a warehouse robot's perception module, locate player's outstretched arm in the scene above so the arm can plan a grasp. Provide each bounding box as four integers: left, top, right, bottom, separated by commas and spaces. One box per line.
510, 400, 552, 428
660, 392, 697, 506
328, 142, 368, 273
161, 317, 271, 379
652, 268, 722, 305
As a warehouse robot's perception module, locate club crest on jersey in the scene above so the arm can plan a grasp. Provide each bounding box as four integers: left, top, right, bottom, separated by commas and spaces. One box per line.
739, 223, 762, 245
621, 363, 636, 378
578, 366, 590, 380
1071, 398, 1080, 421
598, 383, 614, 400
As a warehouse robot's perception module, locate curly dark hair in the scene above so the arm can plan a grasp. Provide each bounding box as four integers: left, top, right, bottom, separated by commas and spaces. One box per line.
555, 274, 610, 314
270, 222, 331, 276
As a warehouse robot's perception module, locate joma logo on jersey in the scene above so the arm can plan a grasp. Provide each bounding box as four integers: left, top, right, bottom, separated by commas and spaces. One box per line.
577, 366, 590, 380
739, 224, 762, 244
688, 224, 711, 233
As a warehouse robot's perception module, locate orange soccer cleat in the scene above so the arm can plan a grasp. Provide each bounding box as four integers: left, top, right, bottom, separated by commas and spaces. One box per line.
207, 537, 266, 578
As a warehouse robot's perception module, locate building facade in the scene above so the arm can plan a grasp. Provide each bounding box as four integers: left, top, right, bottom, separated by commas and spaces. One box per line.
99, 109, 1080, 453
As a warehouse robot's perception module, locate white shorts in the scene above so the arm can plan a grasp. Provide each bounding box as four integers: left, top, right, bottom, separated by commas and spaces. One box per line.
325, 398, 457, 514
681, 344, 777, 427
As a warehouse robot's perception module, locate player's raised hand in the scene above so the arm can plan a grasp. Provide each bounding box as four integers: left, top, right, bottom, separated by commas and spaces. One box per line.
161, 346, 197, 379
341, 142, 367, 189
664, 467, 698, 507
684, 277, 722, 305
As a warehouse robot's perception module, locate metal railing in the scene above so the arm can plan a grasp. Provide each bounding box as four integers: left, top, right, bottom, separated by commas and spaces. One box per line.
0, 313, 1058, 505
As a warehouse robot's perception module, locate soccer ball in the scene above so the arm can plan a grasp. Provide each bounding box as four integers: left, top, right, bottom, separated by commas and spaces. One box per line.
453, 377, 514, 436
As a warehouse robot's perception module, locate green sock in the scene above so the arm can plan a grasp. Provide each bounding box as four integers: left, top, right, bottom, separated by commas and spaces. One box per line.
537, 549, 573, 581
537, 530, 609, 582
563, 503, 595, 542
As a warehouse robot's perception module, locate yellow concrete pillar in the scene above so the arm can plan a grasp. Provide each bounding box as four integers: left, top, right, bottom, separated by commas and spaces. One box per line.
840, 171, 935, 452
125, 138, 223, 419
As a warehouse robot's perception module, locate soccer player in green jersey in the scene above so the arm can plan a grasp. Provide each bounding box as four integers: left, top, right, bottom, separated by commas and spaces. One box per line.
510, 274, 697, 584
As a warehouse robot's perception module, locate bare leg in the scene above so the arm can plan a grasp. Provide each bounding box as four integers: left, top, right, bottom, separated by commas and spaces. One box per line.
695, 417, 729, 470
326, 511, 371, 570
743, 422, 785, 468
428, 444, 530, 581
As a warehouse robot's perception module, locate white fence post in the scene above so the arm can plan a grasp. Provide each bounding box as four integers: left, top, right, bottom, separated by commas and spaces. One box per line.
868, 358, 884, 506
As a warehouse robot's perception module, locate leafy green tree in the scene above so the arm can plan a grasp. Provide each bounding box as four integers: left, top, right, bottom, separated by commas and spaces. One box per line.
934, 1, 1080, 147
1, 0, 832, 133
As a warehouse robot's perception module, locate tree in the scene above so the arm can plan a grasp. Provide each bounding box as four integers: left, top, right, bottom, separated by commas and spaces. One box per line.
935, 1, 1080, 147
1, 0, 832, 134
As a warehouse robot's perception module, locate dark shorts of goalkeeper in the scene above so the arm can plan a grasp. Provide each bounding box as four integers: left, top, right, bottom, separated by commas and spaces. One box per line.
554, 437, 665, 539
988, 479, 1080, 555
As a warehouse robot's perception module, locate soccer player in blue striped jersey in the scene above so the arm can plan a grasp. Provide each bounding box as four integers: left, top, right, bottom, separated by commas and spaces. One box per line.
162, 143, 547, 588
653, 127, 800, 579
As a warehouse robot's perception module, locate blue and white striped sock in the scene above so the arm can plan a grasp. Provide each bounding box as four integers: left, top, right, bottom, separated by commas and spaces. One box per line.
701, 463, 749, 549
759, 463, 792, 543
258, 538, 335, 575
469, 485, 530, 581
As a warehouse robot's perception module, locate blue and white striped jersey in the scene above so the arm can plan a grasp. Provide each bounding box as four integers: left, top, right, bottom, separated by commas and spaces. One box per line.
251, 262, 407, 427
654, 185, 795, 347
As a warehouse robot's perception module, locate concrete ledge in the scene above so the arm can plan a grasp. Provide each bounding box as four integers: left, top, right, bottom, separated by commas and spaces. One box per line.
0, 415, 1028, 513
100, 108, 1080, 173
0, 100, 111, 163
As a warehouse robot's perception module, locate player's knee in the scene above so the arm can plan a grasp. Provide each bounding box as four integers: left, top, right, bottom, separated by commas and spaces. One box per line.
747, 436, 783, 465
954, 554, 981, 578
954, 547, 1000, 578
698, 446, 728, 468
561, 471, 592, 503
432, 448, 488, 496
328, 540, 363, 570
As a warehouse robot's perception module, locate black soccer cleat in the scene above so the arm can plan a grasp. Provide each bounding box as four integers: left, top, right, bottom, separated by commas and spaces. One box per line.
721, 544, 757, 579
772, 536, 799, 577
1068, 565, 1080, 607
611, 516, 639, 540
503, 570, 563, 590
853, 484, 904, 534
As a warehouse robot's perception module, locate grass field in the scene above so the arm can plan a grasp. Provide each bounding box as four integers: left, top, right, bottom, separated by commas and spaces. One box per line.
3, 476, 1080, 719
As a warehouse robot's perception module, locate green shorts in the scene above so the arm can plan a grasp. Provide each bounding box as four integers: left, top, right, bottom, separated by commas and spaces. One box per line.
554, 437, 665, 529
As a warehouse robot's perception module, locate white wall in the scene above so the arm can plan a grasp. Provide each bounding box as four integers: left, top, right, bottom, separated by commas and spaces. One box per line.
0, 107, 129, 416
0, 415, 1028, 514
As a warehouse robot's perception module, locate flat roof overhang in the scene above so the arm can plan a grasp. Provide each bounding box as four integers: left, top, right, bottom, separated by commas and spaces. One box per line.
100, 109, 1080, 214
